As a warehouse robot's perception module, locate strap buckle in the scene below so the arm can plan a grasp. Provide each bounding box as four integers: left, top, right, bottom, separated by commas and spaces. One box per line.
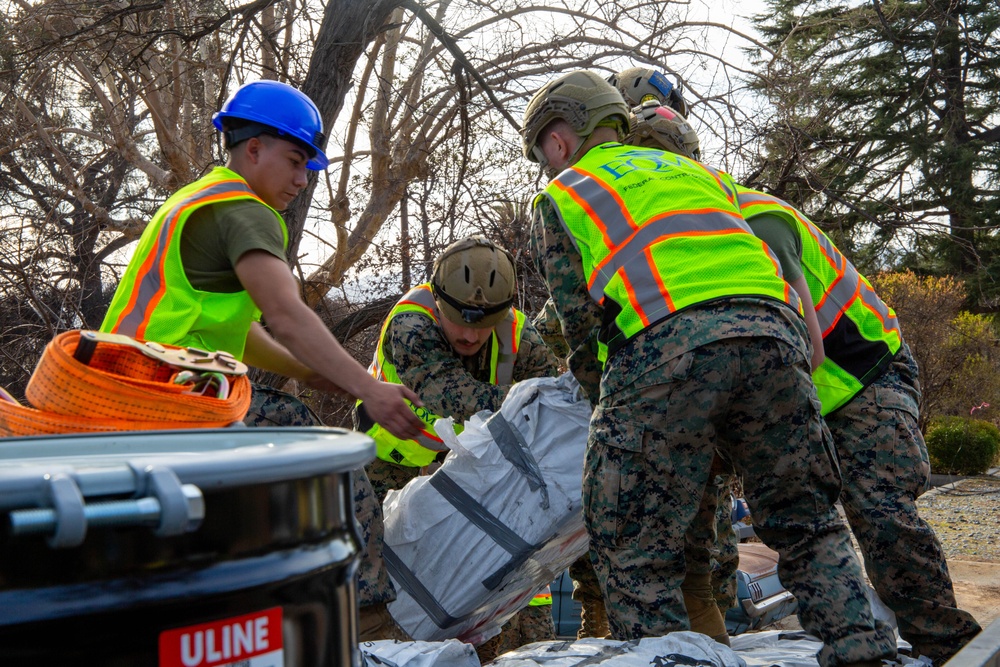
73, 330, 248, 376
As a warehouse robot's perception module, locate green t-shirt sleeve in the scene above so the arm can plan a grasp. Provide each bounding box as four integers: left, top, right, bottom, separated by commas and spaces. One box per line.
181, 199, 287, 292
746, 212, 804, 282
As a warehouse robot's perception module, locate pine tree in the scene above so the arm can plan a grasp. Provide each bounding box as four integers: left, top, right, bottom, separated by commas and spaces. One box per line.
747, 0, 1000, 306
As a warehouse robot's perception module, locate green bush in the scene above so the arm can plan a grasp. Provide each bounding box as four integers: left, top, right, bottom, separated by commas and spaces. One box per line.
926, 416, 1000, 475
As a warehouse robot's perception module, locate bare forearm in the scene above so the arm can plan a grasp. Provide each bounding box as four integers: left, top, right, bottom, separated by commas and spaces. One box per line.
265, 304, 380, 401
242, 322, 313, 379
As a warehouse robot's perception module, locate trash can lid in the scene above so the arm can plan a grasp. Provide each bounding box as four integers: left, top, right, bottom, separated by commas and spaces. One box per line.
0, 427, 373, 511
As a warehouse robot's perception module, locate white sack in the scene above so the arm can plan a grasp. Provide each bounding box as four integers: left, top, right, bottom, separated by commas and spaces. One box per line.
488, 633, 746, 667
360, 638, 480, 667
730, 631, 928, 667
383, 372, 592, 645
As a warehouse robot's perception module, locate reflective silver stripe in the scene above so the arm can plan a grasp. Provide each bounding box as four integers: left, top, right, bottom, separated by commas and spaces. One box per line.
116, 181, 257, 335
738, 191, 898, 336
403, 284, 439, 312
859, 280, 900, 333
554, 169, 636, 246
554, 170, 753, 301
617, 249, 670, 325
370, 285, 437, 379
699, 163, 735, 200
493, 315, 517, 385
415, 432, 445, 450
588, 211, 749, 300
816, 264, 862, 332
538, 192, 584, 257
737, 190, 853, 328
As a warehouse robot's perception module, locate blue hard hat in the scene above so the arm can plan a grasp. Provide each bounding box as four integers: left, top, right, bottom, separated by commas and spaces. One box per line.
212, 80, 329, 170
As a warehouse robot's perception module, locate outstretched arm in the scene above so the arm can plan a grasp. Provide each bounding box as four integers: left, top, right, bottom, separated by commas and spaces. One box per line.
235, 249, 423, 439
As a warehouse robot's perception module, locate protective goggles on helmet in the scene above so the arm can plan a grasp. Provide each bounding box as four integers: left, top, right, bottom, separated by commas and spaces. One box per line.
431, 281, 514, 325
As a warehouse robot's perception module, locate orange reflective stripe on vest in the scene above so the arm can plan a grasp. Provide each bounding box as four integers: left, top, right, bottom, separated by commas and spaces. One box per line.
737, 188, 901, 413
111, 180, 261, 338
362, 283, 527, 466
541, 145, 798, 358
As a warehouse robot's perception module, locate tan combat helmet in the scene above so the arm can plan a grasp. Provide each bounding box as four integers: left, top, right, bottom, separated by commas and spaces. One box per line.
628, 100, 701, 160
431, 236, 517, 329
608, 66, 689, 117
521, 70, 630, 164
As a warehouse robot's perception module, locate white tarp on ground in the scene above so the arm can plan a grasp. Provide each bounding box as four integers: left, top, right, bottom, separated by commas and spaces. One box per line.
730, 631, 930, 667
360, 639, 480, 667
383, 373, 593, 645
360, 633, 931, 667
489, 633, 746, 666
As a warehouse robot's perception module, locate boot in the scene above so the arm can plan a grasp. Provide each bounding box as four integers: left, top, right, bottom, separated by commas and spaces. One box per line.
358, 602, 411, 642
682, 571, 731, 646
577, 595, 610, 639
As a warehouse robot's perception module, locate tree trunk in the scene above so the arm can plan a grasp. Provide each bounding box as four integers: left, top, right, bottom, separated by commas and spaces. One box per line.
282, 0, 403, 260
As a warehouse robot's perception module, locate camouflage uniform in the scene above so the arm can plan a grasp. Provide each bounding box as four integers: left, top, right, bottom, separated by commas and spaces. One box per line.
826, 343, 981, 662
531, 196, 897, 667
363, 309, 559, 504
682, 468, 740, 633
475, 603, 556, 662
535, 297, 735, 639
745, 210, 981, 661
380, 311, 557, 423
245, 384, 408, 641
532, 298, 571, 361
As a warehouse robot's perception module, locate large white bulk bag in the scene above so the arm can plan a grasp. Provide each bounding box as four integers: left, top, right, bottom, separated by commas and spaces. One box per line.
383, 373, 592, 645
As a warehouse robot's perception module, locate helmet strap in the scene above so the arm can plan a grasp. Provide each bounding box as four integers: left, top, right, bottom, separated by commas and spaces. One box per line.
223, 122, 270, 150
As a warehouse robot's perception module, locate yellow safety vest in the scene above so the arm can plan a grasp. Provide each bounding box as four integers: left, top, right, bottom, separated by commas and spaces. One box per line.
529, 585, 553, 607
101, 167, 288, 360
536, 144, 799, 361
360, 284, 527, 467
737, 187, 901, 414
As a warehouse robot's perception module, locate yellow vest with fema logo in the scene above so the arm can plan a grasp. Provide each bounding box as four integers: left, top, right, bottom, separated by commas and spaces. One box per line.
536, 144, 800, 361
101, 167, 288, 360
737, 187, 901, 414
361, 283, 527, 467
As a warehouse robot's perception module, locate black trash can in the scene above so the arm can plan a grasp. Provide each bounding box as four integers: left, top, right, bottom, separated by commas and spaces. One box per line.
0, 426, 373, 667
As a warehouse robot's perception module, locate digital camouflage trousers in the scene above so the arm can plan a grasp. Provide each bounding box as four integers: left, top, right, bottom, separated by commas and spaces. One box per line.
826, 344, 980, 662
583, 334, 897, 667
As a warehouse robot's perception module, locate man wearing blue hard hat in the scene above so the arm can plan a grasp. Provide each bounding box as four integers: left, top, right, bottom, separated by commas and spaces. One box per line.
101, 79, 422, 640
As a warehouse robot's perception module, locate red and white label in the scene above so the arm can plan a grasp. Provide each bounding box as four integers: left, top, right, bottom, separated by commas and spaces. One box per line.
159, 607, 283, 667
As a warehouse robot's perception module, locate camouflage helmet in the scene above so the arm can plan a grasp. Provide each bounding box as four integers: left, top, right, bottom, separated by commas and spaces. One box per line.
627, 100, 701, 160
431, 236, 516, 329
521, 70, 630, 163
608, 66, 689, 117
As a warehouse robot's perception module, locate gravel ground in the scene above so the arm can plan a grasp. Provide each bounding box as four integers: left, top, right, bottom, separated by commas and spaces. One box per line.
917, 470, 1000, 563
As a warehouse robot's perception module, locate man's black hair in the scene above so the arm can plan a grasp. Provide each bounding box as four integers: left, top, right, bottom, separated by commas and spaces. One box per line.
221, 118, 317, 159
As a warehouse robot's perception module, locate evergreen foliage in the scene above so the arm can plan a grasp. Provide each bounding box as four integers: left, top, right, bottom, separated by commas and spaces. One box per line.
926, 416, 1000, 475
747, 0, 1000, 305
